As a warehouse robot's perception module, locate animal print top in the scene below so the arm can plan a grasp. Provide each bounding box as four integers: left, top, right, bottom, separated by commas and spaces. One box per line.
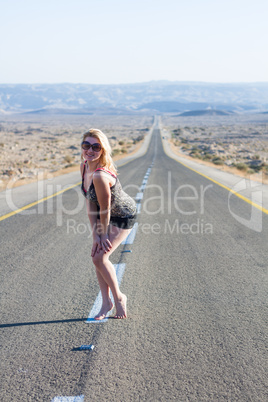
81, 164, 137, 228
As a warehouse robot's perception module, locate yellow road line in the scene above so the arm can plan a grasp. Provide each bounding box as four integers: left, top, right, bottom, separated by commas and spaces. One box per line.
0, 181, 82, 222
164, 146, 268, 215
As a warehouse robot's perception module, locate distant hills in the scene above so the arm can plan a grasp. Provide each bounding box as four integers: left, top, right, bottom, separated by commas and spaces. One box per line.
179, 109, 232, 117
0, 81, 268, 115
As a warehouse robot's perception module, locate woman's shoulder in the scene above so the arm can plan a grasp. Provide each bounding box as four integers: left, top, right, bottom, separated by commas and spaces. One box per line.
93, 167, 117, 186
94, 167, 117, 178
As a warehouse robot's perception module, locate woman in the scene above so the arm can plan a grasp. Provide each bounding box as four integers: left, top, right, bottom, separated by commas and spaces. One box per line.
80, 128, 137, 320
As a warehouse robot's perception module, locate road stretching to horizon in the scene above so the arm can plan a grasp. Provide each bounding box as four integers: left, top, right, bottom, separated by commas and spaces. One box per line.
0, 125, 267, 401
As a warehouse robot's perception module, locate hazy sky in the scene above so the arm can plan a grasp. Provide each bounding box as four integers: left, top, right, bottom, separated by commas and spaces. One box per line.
1, 0, 267, 84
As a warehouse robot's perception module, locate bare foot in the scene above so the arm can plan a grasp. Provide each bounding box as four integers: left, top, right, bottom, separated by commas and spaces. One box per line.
114, 294, 127, 319
94, 299, 114, 320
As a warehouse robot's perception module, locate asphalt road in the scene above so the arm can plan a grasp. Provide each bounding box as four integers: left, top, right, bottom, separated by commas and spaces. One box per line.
0, 127, 267, 401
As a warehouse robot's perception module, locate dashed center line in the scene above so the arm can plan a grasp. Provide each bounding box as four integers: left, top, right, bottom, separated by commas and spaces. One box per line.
51, 395, 84, 402
135, 192, 144, 201
136, 203, 142, 214
122, 222, 139, 245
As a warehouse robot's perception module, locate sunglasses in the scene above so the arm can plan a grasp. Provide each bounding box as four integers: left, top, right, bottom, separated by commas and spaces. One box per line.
81, 141, 102, 152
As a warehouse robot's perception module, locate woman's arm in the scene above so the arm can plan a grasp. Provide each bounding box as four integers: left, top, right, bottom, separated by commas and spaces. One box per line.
86, 199, 102, 257
86, 198, 99, 232
93, 172, 113, 253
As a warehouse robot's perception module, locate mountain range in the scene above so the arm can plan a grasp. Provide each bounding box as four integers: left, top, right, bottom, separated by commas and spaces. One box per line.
1, 81, 268, 115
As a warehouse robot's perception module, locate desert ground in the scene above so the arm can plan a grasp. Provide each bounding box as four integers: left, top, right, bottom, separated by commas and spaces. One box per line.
0, 114, 153, 191
161, 113, 268, 184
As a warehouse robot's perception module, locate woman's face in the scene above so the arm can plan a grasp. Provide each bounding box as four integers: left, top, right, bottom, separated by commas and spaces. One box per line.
82, 136, 103, 163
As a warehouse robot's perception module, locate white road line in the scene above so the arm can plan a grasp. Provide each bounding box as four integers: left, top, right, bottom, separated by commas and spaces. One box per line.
122, 222, 138, 245
136, 203, 142, 214
140, 184, 146, 191
51, 396, 84, 402
86, 263, 126, 323
135, 192, 143, 201
114, 263, 127, 287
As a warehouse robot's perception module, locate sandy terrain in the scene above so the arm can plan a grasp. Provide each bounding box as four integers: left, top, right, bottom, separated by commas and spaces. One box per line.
0, 114, 153, 191
161, 114, 268, 184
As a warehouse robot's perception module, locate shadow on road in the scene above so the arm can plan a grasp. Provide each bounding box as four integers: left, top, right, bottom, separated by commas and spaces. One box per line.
0, 315, 123, 328
0, 317, 88, 328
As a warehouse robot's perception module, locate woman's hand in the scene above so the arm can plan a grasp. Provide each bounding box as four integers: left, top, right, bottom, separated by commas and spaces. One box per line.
91, 234, 102, 257
100, 233, 112, 253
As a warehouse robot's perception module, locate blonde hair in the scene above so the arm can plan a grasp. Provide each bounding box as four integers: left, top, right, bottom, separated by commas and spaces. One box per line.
81, 128, 117, 175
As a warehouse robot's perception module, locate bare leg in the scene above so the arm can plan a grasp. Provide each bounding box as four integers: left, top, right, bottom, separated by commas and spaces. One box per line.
94, 269, 113, 320
92, 225, 131, 320
94, 220, 113, 320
